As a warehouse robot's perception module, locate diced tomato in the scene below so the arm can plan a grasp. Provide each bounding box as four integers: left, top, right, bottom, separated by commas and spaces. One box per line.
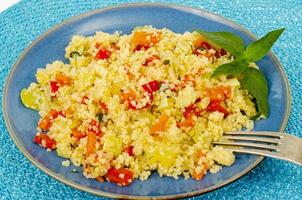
88, 119, 101, 136
192, 170, 205, 181
181, 74, 195, 87
142, 55, 160, 66
193, 40, 213, 55
126, 93, 152, 110
95, 47, 111, 60
121, 89, 142, 110
106, 167, 134, 186
95, 176, 104, 183
81, 96, 89, 104
134, 45, 150, 51
214, 48, 227, 58
50, 81, 59, 94
126, 70, 136, 80
72, 128, 86, 140
206, 101, 229, 117
55, 73, 73, 85
192, 151, 208, 180
142, 80, 160, 94
171, 75, 196, 92
122, 81, 160, 110
60, 107, 73, 118
199, 41, 212, 50
150, 113, 169, 134
220, 49, 227, 56
38, 109, 60, 131
124, 146, 134, 156
219, 85, 231, 99
183, 104, 196, 118
121, 89, 136, 102
206, 86, 231, 102
183, 101, 202, 119
34, 133, 56, 149
177, 115, 195, 128
206, 87, 225, 102
132, 31, 161, 51
99, 102, 108, 113
86, 131, 97, 155
195, 150, 205, 160
95, 43, 101, 49
112, 43, 120, 51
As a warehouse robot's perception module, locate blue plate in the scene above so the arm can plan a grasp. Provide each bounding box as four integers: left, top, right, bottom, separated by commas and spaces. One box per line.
3, 3, 291, 199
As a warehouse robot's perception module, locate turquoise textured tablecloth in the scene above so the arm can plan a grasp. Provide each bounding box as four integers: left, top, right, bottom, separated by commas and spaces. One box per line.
0, 0, 301, 199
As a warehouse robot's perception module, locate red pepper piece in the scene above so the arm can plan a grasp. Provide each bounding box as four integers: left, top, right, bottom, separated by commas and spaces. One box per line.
88, 119, 102, 137
106, 167, 134, 186
99, 102, 108, 113
34, 133, 56, 149
38, 109, 60, 131
207, 101, 229, 117
95, 47, 111, 60
193, 41, 213, 55
134, 44, 150, 51
142, 80, 160, 94
50, 81, 59, 93
124, 146, 134, 156
215, 48, 228, 58
142, 55, 160, 66
81, 96, 89, 104
183, 98, 202, 118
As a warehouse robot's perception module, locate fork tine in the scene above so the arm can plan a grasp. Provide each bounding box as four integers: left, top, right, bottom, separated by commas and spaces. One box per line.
225, 131, 284, 138
212, 141, 280, 151
223, 147, 280, 158
223, 136, 281, 144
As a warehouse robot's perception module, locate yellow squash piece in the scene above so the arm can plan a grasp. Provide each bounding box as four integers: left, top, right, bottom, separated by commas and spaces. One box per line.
20, 88, 39, 110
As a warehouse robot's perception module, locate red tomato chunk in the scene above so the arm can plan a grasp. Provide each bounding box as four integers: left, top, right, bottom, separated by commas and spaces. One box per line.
34, 133, 56, 149
106, 167, 134, 186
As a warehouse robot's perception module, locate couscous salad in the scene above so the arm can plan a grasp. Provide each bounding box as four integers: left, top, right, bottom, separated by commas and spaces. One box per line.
20, 26, 283, 186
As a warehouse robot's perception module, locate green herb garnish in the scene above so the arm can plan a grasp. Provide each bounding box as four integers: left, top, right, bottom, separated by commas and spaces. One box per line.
196, 28, 284, 117
196, 30, 245, 57
70, 51, 81, 58
250, 113, 261, 120
163, 59, 170, 65
97, 113, 104, 122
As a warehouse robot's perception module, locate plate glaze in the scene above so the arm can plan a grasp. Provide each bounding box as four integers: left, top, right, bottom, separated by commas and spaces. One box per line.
3, 3, 290, 199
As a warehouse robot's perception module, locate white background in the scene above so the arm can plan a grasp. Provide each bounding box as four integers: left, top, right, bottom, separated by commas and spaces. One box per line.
0, 0, 20, 13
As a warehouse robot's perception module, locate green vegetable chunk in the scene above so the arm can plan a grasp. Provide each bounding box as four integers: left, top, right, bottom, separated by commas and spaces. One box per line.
196, 30, 245, 57
244, 28, 285, 62
20, 88, 39, 110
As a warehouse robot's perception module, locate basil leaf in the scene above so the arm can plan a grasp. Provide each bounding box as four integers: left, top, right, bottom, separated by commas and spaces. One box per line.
250, 113, 261, 120
211, 59, 248, 78
244, 28, 284, 62
240, 68, 269, 117
196, 30, 245, 57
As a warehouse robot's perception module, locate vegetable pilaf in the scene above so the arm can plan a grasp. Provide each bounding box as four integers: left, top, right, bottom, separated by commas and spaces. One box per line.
21, 26, 279, 186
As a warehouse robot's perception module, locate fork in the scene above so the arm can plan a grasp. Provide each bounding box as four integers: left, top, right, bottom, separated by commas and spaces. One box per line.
212, 131, 302, 166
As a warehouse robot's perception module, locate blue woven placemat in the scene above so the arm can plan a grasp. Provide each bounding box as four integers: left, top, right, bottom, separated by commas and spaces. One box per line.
0, 0, 301, 199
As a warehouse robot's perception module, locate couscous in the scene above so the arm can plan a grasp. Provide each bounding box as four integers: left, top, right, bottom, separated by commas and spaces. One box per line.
21, 26, 259, 186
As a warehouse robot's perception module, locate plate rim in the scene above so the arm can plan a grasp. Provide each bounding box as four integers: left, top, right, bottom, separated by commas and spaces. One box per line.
2, 2, 291, 199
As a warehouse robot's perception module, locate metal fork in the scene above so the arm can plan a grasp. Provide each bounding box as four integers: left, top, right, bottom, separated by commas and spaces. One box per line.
212, 131, 302, 166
